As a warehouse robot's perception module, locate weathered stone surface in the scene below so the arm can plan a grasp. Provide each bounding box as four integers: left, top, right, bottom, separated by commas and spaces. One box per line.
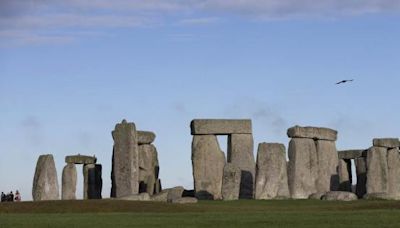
287, 126, 337, 141
155, 179, 162, 194
338, 159, 352, 192
111, 119, 139, 198
355, 157, 367, 198
65, 155, 96, 164
120, 193, 151, 201
228, 134, 255, 199
151, 190, 169, 202
62, 163, 77, 200
138, 131, 156, 145
190, 119, 252, 135
255, 143, 290, 200
288, 138, 318, 199
387, 148, 400, 199
32, 154, 59, 201
308, 192, 325, 200
338, 150, 367, 160
138, 144, 159, 195
167, 186, 185, 202
373, 138, 400, 148
83, 164, 102, 199
366, 147, 388, 194
222, 163, 241, 201
192, 135, 225, 200
171, 197, 198, 204
363, 193, 395, 200
316, 140, 339, 192
321, 191, 358, 201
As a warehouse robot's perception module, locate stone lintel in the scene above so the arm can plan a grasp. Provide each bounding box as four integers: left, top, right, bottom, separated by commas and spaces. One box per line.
373, 138, 400, 148
138, 131, 156, 145
287, 125, 337, 141
65, 155, 97, 164
190, 119, 252, 135
338, 150, 367, 159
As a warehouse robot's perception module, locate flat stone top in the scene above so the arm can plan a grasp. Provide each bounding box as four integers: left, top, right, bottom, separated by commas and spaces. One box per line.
138, 131, 156, 144
373, 138, 400, 148
190, 119, 252, 135
65, 155, 97, 164
338, 150, 367, 159
287, 125, 337, 141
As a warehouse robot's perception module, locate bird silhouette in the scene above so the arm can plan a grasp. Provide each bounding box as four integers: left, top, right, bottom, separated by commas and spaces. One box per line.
336, 79, 354, 85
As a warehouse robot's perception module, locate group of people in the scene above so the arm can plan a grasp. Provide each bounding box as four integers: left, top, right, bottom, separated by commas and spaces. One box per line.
1, 190, 21, 202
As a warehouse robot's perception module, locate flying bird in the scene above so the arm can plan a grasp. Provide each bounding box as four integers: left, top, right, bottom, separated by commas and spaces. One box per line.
336, 79, 354, 85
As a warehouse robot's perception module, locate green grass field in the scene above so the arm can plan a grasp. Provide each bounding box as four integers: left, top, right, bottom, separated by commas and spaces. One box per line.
1, 199, 400, 228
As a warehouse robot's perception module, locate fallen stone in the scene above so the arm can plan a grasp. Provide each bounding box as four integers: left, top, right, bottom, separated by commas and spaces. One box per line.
316, 140, 339, 193
288, 138, 318, 199
83, 164, 102, 199
171, 197, 198, 204
65, 155, 96, 164
190, 119, 252, 135
363, 193, 395, 200
355, 157, 367, 198
321, 191, 358, 201
387, 148, 400, 199
338, 150, 367, 160
138, 131, 156, 145
167, 186, 185, 202
62, 163, 77, 200
111, 119, 139, 198
192, 135, 225, 200
32, 154, 59, 201
222, 163, 241, 200
308, 192, 325, 200
366, 147, 388, 194
228, 134, 255, 199
255, 143, 290, 200
373, 138, 400, 148
338, 159, 352, 192
287, 126, 337, 141
120, 193, 151, 201
150, 191, 169, 202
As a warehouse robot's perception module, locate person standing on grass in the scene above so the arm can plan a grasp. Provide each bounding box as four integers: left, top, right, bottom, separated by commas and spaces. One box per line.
9, 191, 14, 202
1, 192, 5, 202
14, 190, 21, 202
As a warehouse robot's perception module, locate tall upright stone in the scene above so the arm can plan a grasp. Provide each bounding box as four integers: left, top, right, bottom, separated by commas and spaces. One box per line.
84, 164, 102, 199
288, 138, 318, 199
222, 163, 241, 200
366, 147, 388, 194
227, 134, 255, 199
192, 135, 225, 200
111, 119, 139, 198
338, 159, 351, 192
255, 143, 290, 200
387, 148, 400, 199
355, 157, 367, 198
32, 154, 59, 201
315, 140, 339, 192
62, 163, 77, 200
138, 144, 159, 195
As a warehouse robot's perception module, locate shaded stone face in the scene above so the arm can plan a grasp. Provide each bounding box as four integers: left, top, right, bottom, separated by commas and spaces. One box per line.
373, 138, 400, 148
111, 120, 139, 198
366, 147, 388, 194
221, 163, 241, 201
138, 144, 159, 195
192, 135, 225, 200
83, 164, 102, 199
355, 157, 367, 198
62, 163, 77, 200
315, 140, 339, 193
288, 138, 318, 199
338, 150, 367, 160
137, 131, 156, 145
338, 159, 352, 192
387, 148, 400, 199
190, 119, 252, 135
32, 154, 59, 201
65, 155, 96, 165
227, 134, 255, 199
255, 143, 289, 200
287, 126, 337, 141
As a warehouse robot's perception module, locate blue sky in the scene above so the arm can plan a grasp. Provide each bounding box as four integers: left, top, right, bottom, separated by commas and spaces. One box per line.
1, 0, 400, 200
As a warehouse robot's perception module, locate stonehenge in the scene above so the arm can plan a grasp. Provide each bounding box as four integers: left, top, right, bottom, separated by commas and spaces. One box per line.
32, 154, 60, 201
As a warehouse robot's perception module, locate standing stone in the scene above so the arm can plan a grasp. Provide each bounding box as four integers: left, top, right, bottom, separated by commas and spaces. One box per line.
111, 119, 139, 198
138, 144, 159, 195
155, 179, 162, 194
338, 159, 352, 192
62, 163, 77, 200
387, 148, 400, 199
366, 147, 388, 194
355, 157, 367, 198
227, 134, 255, 199
255, 143, 290, 200
222, 163, 241, 200
192, 135, 225, 200
288, 138, 318, 199
84, 164, 102, 199
32, 154, 59, 201
315, 140, 339, 192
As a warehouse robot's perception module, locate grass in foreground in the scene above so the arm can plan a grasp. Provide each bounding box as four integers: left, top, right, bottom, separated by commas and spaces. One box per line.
0, 199, 399, 228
